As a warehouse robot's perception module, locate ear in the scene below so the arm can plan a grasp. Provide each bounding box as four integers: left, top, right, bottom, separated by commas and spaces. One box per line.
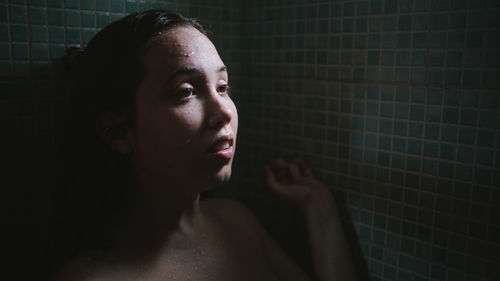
97, 112, 135, 155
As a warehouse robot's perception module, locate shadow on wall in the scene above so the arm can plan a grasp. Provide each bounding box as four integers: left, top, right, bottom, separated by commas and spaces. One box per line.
2, 56, 68, 279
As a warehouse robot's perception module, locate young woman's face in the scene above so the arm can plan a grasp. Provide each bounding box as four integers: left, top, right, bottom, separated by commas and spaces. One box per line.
132, 26, 238, 197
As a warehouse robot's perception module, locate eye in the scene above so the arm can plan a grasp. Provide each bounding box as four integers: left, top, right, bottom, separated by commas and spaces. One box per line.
175, 87, 195, 99
217, 84, 230, 95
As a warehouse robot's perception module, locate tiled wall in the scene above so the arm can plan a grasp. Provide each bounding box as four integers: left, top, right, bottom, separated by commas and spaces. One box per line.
236, 0, 500, 280
3, 0, 499, 280
0, 0, 242, 279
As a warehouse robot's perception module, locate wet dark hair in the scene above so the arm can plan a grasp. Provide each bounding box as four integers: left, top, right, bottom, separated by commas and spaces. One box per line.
50, 9, 210, 273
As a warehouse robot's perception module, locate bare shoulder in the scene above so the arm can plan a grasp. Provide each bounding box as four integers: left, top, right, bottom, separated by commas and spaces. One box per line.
201, 198, 264, 231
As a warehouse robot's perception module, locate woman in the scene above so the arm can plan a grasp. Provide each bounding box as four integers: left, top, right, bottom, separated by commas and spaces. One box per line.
54, 9, 359, 281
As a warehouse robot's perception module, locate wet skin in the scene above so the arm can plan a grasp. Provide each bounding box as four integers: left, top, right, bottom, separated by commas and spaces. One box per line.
56, 27, 310, 281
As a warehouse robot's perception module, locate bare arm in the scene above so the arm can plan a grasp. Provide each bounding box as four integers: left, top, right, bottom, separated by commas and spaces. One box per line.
264, 160, 358, 281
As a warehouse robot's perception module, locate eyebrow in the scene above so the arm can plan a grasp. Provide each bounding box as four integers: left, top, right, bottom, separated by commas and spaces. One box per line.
169, 65, 228, 81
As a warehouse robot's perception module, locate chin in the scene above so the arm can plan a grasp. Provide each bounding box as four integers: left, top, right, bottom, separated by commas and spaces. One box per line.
200, 165, 233, 191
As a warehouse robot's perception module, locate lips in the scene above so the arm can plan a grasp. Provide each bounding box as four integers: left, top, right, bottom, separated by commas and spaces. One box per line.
208, 135, 235, 161
209, 136, 234, 153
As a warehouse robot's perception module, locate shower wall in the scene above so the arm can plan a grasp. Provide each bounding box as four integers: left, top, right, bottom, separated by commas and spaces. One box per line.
236, 0, 500, 280
0, 0, 242, 279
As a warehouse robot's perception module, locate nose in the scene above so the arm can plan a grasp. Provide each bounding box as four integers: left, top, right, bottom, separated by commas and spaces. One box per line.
206, 92, 233, 128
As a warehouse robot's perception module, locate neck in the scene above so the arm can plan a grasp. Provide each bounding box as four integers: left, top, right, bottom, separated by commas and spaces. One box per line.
110, 186, 204, 258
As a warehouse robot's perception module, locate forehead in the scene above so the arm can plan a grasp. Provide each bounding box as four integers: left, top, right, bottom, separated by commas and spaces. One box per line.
142, 27, 221, 71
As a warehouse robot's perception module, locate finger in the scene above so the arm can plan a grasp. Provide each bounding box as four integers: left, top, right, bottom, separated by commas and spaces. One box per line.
263, 165, 284, 192
287, 161, 301, 182
294, 159, 312, 177
274, 159, 288, 182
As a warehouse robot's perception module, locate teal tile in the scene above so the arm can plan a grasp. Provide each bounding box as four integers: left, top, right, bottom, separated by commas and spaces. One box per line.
97, 12, 110, 27
111, 0, 124, 12
397, 86, 409, 101
412, 51, 426, 65
366, 133, 377, 147
414, 14, 429, 30
29, 7, 46, 24
463, 70, 480, 86
366, 102, 378, 116
383, 15, 397, 31
342, 18, 353, 32
97, 0, 110, 11
408, 139, 422, 154
31, 43, 48, 60
476, 148, 494, 165
0, 42, 9, 59
411, 68, 426, 83
28, 0, 46, 6
423, 159, 437, 174
368, 33, 380, 48
441, 126, 457, 142
366, 118, 378, 131
49, 27, 64, 43
412, 88, 426, 103
81, 0, 96, 10
396, 50, 410, 65
459, 128, 475, 144
440, 144, 455, 160
477, 130, 495, 147
397, 33, 411, 48
371, 0, 383, 14
429, 69, 443, 84
48, 0, 63, 8
48, 9, 64, 25
443, 108, 458, 124
50, 45, 65, 58
429, 31, 446, 47
64, 0, 79, 9
385, 0, 397, 13
10, 5, 27, 23
30, 26, 47, 42
426, 106, 441, 122
379, 135, 391, 150
409, 122, 423, 137
65, 10, 80, 26
0, 5, 6, 23
10, 25, 28, 41
425, 124, 440, 140
445, 70, 461, 85
65, 28, 80, 44
12, 43, 28, 59
383, 32, 396, 48
396, 104, 409, 119
394, 121, 407, 136
399, 15, 412, 30
82, 12, 95, 27
381, 50, 394, 65
462, 91, 478, 108
457, 146, 473, 163
126, 0, 137, 13
478, 111, 497, 128
446, 51, 463, 67
449, 31, 465, 48
424, 141, 438, 157
439, 162, 454, 178
0, 25, 8, 40
380, 119, 392, 134
466, 31, 484, 48
409, 105, 424, 121
480, 92, 498, 109
83, 29, 96, 43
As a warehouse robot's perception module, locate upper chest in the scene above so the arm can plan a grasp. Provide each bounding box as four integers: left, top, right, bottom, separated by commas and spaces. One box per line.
92, 215, 278, 281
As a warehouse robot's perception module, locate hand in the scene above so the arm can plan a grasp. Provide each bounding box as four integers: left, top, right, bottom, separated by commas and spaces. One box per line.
263, 159, 333, 214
